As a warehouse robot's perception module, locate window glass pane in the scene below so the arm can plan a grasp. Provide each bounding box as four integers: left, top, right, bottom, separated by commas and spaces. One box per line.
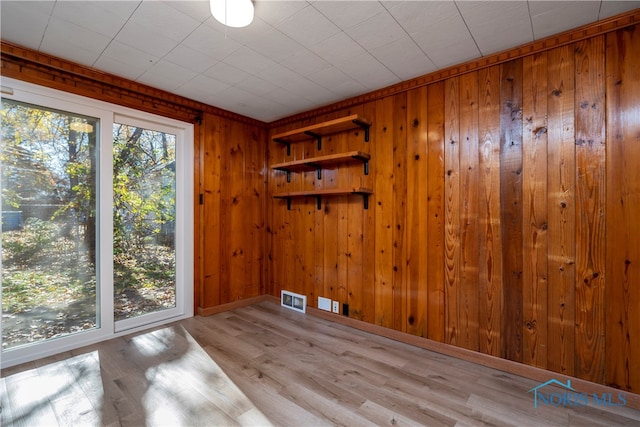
1, 99, 98, 350
113, 123, 176, 321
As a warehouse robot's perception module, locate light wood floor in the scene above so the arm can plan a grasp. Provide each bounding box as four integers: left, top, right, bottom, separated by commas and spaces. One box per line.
2, 301, 639, 426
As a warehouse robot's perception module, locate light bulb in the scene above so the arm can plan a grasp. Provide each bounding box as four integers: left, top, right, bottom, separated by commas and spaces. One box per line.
210, 0, 254, 28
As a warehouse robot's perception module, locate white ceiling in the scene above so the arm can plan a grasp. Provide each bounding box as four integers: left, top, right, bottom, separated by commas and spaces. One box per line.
2, 1, 639, 122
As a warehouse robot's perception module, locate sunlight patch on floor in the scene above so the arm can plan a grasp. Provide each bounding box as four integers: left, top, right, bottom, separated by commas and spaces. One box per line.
1, 325, 273, 426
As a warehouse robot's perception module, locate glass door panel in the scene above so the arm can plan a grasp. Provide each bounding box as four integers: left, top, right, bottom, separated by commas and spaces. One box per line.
112, 122, 176, 323
1, 99, 98, 350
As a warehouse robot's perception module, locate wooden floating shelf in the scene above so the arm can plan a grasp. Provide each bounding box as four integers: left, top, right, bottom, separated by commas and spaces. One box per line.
272, 114, 371, 154
274, 187, 374, 210
271, 151, 370, 181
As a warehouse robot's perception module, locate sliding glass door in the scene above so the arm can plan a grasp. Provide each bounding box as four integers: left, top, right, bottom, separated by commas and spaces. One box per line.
1, 100, 99, 351
1, 79, 193, 367
112, 118, 182, 331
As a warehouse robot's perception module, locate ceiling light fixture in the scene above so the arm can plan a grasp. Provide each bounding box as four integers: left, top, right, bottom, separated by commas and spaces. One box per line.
210, 0, 254, 28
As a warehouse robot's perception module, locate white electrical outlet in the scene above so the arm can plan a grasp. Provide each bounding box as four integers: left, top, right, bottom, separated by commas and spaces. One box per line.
332, 301, 340, 314
318, 296, 331, 312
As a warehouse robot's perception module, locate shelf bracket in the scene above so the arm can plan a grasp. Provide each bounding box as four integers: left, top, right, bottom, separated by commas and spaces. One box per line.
286, 198, 291, 210
363, 160, 369, 175
316, 196, 322, 210
305, 131, 322, 150
362, 194, 369, 210
353, 119, 371, 142
274, 167, 292, 182
274, 138, 291, 155
306, 163, 322, 180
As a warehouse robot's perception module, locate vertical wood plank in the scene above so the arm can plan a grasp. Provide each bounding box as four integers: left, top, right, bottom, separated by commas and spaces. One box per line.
228, 122, 248, 301
314, 183, 325, 306
393, 93, 408, 332
499, 58, 524, 363
605, 26, 640, 393
246, 124, 265, 298
477, 66, 503, 357
219, 120, 232, 302
290, 198, 304, 297
239, 121, 262, 300
194, 120, 203, 311
459, 71, 480, 351
201, 113, 222, 308
257, 127, 267, 296
427, 82, 446, 342
444, 77, 461, 346
323, 197, 338, 303
271, 125, 293, 297
522, 52, 549, 369
362, 101, 377, 324
374, 97, 395, 328
303, 195, 316, 306
336, 130, 350, 311
546, 45, 576, 376
347, 106, 366, 321
574, 36, 606, 384
406, 86, 429, 337
347, 198, 364, 319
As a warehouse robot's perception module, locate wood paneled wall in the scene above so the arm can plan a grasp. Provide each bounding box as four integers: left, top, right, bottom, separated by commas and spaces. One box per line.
266, 24, 640, 392
199, 113, 267, 313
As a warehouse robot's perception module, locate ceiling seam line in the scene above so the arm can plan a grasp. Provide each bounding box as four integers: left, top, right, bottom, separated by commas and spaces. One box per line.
38, 0, 57, 51
379, 1, 437, 76
306, 2, 400, 81
527, 1, 536, 40
453, 0, 482, 57
91, 0, 144, 69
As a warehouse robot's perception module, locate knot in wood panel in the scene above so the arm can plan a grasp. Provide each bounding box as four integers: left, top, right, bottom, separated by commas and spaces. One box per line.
525, 320, 537, 330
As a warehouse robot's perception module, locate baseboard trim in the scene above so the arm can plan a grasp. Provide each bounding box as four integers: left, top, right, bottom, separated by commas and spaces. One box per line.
262, 295, 639, 410
197, 295, 270, 317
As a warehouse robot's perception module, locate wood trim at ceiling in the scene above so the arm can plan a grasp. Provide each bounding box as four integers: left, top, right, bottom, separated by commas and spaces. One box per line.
269, 8, 640, 128
0, 41, 266, 127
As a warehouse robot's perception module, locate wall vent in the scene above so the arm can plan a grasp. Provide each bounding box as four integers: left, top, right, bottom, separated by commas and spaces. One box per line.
281, 290, 307, 313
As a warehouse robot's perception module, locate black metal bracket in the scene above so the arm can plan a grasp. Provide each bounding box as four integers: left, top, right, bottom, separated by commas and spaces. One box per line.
274, 138, 291, 156
348, 154, 369, 175
274, 168, 292, 182
353, 119, 370, 142
305, 131, 322, 150
278, 192, 370, 211
307, 163, 322, 180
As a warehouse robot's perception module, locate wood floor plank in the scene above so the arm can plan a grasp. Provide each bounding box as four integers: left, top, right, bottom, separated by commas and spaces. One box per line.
2, 301, 639, 426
